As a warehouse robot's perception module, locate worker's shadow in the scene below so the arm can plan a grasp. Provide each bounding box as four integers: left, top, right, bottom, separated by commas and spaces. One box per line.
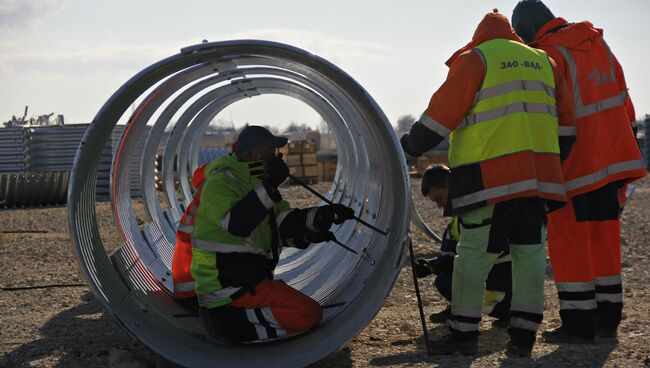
0, 291, 175, 368
500, 339, 618, 368
367, 322, 506, 367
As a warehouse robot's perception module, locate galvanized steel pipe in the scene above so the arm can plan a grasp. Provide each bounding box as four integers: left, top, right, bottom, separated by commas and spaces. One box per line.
67, 40, 411, 367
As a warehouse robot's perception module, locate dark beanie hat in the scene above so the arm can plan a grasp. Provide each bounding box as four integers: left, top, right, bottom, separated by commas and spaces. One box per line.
512, 0, 555, 43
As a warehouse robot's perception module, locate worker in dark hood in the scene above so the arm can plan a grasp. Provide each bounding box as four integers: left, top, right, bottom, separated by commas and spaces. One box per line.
512, 0, 646, 344
400, 10, 575, 356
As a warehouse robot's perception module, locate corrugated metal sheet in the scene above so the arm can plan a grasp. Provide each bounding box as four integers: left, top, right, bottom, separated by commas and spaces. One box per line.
0, 124, 145, 207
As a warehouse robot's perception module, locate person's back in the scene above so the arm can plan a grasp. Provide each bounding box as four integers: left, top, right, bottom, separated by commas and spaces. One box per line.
512, 0, 646, 343
400, 10, 575, 356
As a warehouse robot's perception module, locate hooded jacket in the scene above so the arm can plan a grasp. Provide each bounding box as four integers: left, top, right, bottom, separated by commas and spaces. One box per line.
527, 18, 646, 196
403, 11, 576, 214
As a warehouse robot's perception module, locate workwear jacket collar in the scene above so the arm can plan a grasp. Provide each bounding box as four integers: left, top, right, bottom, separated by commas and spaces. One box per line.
446, 11, 524, 67
531, 18, 603, 52
204, 153, 264, 186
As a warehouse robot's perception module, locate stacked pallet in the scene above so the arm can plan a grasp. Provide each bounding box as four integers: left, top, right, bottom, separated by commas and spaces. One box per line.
280, 139, 318, 184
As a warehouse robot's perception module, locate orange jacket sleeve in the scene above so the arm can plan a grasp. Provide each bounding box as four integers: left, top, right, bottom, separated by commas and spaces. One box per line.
550, 56, 576, 128
401, 50, 484, 156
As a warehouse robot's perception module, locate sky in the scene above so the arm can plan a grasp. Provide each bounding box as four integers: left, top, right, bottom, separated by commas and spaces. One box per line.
1, 0, 649, 131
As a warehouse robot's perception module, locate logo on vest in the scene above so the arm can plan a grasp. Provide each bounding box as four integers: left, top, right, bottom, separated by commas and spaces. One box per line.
500, 60, 543, 71
586, 67, 615, 86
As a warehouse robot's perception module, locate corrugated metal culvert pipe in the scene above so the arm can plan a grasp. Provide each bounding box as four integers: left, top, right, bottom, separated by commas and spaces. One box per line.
67, 40, 412, 367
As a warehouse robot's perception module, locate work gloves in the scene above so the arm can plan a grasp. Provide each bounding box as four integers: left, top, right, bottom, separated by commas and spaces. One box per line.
312, 204, 356, 231
414, 258, 435, 278
306, 230, 335, 244
264, 154, 289, 188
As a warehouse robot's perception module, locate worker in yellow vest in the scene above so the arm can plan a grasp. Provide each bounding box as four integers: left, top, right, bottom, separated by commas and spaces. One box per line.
401, 10, 576, 356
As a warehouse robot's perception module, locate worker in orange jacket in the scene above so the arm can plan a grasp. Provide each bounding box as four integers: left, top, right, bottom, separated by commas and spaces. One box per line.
512, 0, 647, 343
401, 10, 575, 356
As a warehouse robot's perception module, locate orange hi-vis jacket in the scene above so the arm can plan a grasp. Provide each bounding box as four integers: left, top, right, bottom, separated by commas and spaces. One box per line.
530, 18, 646, 196
403, 12, 576, 214
171, 164, 207, 299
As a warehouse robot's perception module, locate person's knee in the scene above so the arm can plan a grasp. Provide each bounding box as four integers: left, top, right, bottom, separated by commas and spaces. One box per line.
295, 297, 322, 331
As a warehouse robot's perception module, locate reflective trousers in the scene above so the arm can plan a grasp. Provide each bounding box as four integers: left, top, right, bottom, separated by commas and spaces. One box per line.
547, 183, 623, 338
449, 198, 546, 349
199, 279, 322, 343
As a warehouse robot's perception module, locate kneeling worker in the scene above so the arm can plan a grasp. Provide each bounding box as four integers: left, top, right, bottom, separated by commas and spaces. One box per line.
414, 165, 512, 325
191, 125, 355, 344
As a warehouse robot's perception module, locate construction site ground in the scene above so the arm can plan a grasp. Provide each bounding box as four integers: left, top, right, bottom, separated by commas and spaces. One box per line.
1, 177, 649, 367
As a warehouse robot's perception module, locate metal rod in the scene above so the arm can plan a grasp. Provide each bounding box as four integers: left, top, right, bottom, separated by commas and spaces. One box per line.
288, 174, 389, 236
407, 237, 432, 355
332, 238, 358, 254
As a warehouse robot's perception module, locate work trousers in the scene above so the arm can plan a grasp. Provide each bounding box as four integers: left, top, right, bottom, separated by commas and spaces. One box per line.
199, 280, 322, 343
449, 198, 546, 349
547, 183, 623, 338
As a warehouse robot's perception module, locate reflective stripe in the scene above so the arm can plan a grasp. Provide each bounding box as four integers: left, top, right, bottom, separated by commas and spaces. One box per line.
576, 91, 628, 119
510, 317, 540, 332
448, 319, 479, 332
494, 254, 512, 264
276, 209, 294, 227
596, 293, 623, 303
560, 299, 597, 310
595, 275, 622, 286
555, 45, 627, 119
306, 207, 319, 232
219, 211, 231, 229
451, 305, 482, 318
177, 223, 193, 233
192, 238, 272, 258
219, 168, 248, 193
245, 309, 268, 340
261, 307, 287, 337
564, 160, 646, 192
197, 286, 242, 304
254, 183, 276, 209
419, 113, 451, 137
559, 125, 577, 136
461, 102, 557, 128
452, 179, 565, 209
556, 281, 594, 293
475, 80, 555, 102
511, 301, 544, 315
174, 281, 195, 292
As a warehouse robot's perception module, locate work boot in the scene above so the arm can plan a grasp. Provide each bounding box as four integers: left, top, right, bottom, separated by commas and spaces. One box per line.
429, 306, 451, 323
541, 327, 594, 344
429, 333, 478, 355
491, 318, 509, 329
505, 341, 532, 358
596, 328, 618, 340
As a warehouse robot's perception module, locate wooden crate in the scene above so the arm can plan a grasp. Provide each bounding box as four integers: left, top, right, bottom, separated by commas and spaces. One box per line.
288, 141, 303, 154
304, 165, 318, 178
302, 140, 317, 153
301, 153, 317, 165
319, 161, 337, 181
291, 166, 304, 177
285, 154, 302, 167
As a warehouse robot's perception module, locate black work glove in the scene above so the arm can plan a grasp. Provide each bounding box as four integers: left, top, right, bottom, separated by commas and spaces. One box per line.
264, 154, 289, 188
313, 204, 356, 230
414, 258, 434, 278
306, 231, 335, 244
400, 134, 422, 157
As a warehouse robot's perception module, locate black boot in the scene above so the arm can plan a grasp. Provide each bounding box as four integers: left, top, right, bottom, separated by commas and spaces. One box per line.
429, 332, 478, 355
541, 326, 594, 344
429, 306, 451, 323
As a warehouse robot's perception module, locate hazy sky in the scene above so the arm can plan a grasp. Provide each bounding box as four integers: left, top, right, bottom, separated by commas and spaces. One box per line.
1, 0, 648, 130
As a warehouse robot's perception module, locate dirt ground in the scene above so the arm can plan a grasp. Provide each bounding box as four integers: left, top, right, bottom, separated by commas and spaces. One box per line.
1, 177, 649, 367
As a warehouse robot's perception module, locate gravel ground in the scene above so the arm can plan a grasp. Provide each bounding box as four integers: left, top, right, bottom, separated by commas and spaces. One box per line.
1, 177, 649, 367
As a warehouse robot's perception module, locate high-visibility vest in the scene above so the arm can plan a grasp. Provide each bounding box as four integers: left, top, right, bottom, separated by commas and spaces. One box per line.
190, 154, 291, 309
447, 38, 566, 214
548, 42, 646, 196
171, 164, 208, 299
